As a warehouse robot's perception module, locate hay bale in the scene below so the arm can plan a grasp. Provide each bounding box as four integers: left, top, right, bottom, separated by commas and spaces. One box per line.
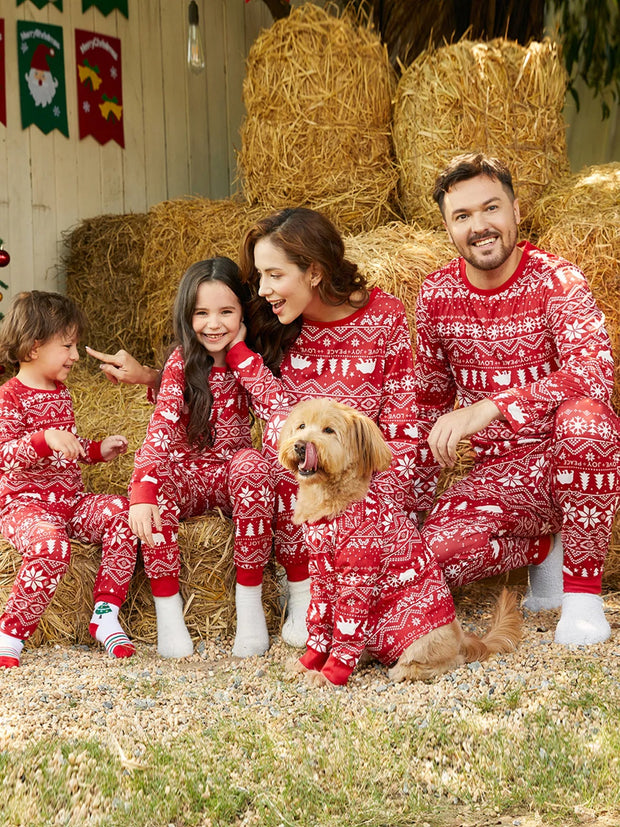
139, 198, 267, 362
530, 163, 620, 414
393, 38, 569, 229
344, 222, 455, 342
64, 213, 152, 365
238, 3, 399, 234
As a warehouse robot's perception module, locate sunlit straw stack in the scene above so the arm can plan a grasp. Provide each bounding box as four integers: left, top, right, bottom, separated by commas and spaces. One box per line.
393, 38, 569, 229
238, 3, 399, 234
64, 213, 152, 365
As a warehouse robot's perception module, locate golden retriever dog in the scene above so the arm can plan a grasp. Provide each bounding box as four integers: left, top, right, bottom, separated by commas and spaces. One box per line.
278, 398, 522, 687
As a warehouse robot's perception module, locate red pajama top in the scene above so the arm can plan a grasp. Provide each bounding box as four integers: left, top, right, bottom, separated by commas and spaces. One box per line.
414, 241, 616, 509
0, 377, 104, 512
130, 347, 253, 505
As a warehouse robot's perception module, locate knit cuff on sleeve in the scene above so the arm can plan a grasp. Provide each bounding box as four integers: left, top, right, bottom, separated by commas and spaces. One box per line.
321, 654, 354, 686
225, 342, 255, 370
30, 430, 53, 457
299, 647, 329, 672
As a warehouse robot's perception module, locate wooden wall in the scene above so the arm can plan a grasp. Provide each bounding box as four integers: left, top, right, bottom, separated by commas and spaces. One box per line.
0, 0, 271, 304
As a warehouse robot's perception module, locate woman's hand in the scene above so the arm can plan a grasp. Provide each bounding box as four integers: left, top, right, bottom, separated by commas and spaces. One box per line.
86, 346, 158, 388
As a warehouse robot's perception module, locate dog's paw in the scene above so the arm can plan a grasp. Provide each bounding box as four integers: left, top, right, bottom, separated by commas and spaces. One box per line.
305, 670, 333, 688
284, 658, 308, 680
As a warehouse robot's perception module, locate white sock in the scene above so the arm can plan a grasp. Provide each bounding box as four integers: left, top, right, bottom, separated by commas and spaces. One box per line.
232, 584, 269, 658
554, 593, 611, 646
153, 593, 194, 658
89, 601, 135, 659
281, 578, 311, 648
0, 630, 24, 667
523, 534, 564, 611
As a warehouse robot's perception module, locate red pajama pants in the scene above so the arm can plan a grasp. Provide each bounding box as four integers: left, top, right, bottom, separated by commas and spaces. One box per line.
140, 448, 275, 595
422, 398, 620, 593
0, 494, 137, 640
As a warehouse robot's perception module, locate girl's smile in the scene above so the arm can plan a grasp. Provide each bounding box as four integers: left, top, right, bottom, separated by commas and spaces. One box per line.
192, 281, 243, 366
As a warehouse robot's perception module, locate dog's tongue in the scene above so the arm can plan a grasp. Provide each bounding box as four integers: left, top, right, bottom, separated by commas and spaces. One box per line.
299, 441, 318, 473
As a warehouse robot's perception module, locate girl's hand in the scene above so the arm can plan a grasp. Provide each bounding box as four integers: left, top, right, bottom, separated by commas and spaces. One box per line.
227, 321, 247, 351
44, 429, 86, 460
129, 503, 163, 548
100, 435, 128, 461
86, 346, 158, 388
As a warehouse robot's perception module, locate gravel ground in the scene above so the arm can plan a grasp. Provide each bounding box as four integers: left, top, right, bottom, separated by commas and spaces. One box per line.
1, 585, 619, 826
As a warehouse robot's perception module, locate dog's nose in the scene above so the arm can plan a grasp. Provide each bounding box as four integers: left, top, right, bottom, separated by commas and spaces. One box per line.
294, 441, 306, 460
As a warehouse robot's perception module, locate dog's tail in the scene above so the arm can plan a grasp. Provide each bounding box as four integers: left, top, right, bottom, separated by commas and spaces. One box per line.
460, 588, 522, 662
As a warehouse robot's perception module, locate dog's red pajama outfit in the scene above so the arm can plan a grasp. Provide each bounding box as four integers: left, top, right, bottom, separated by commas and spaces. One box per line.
297, 490, 455, 685
129, 347, 275, 595
226, 287, 418, 581
415, 242, 620, 594
0, 378, 137, 640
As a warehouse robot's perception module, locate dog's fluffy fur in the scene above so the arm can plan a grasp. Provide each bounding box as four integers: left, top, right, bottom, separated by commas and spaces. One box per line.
278, 398, 522, 684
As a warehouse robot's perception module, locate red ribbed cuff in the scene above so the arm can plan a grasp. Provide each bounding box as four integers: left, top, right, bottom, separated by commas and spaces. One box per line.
150, 575, 179, 597
321, 655, 354, 685
563, 573, 602, 595
236, 567, 264, 587
31, 430, 53, 457
300, 647, 329, 672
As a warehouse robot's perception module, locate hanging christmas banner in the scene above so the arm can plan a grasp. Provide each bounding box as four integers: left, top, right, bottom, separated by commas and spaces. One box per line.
16, 1, 63, 10
81, 0, 128, 17
0, 20, 6, 127
75, 29, 124, 147
18, 21, 68, 137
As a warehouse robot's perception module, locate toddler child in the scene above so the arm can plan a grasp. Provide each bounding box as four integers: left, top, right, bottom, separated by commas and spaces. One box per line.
0, 291, 137, 667
128, 257, 275, 659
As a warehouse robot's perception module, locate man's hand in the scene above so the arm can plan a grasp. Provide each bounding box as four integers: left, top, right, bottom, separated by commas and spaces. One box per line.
428, 398, 504, 468
44, 429, 86, 460
86, 346, 158, 388
100, 435, 128, 461
129, 503, 163, 548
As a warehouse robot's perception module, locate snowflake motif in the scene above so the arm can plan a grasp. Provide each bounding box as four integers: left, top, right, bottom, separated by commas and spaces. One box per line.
597, 421, 613, 440
564, 321, 585, 341
50, 454, 68, 469
384, 379, 399, 393
585, 450, 596, 463
401, 375, 415, 391
396, 455, 417, 476
563, 503, 578, 522
238, 486, 254, 508
306, 524, 326, 544
523, 316, 536, 332
505, 321, 516, 337
569, 416, 589, 435
530, 456, 546, 478
110, 66, 118, 79
452, 322, 464, 337
497, 471, 525, 488
487, 325, 500, 340
350, 338, 360, 348
23, 566, 45, 592
576, 505, 601, 529
151, 429, 170, 450
46, 574, 62, 595
53, 106, 60, 118
83, 101, 91, 113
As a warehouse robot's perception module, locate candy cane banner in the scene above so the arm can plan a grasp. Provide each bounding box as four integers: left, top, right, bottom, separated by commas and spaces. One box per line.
18, 21, 69, 137
0, 20, 6, 127
82, 0, 128, 17
75, 29, 124, 147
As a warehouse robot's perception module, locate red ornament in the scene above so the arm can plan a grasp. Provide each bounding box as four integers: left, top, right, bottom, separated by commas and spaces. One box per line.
0, 240, 9, 268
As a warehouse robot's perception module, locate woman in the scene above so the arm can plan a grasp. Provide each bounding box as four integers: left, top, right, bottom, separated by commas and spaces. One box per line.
87, 208, 418, 647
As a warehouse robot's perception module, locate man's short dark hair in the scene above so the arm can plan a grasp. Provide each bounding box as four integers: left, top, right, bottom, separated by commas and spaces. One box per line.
433, 152, 515, 216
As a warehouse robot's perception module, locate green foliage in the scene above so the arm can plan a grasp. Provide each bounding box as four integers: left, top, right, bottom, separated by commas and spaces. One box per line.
552, 0, 620, 117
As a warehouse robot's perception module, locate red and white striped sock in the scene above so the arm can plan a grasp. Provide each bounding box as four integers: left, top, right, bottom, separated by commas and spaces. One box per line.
0, 630, 24, 668
89, 602, 135, 659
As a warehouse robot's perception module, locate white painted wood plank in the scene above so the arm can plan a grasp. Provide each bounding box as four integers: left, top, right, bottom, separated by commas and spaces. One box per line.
160, 0, 190, 199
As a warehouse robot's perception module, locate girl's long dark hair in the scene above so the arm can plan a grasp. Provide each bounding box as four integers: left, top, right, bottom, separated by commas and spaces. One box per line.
161, 257, 249, 450
239, 207, 368, 373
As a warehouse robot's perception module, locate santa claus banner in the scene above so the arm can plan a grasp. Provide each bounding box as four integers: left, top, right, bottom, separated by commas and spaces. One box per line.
16, 1, 63, 10
0, 20, 6, 128
81, 0, 128, 17
75, 29, 124, 147
18, 21, 68, 137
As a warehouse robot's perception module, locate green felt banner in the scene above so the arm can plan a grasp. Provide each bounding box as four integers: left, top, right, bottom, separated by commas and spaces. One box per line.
16, 1, 63, 10
18, 21, 68, 137
82, 0, 128, 17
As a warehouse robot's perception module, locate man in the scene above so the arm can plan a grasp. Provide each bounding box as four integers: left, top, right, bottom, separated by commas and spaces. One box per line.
414, 152, 620, 646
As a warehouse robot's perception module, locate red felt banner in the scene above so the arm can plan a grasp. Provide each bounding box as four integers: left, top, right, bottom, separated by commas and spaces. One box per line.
0, 20, 6, 127
75, 28, 124, 147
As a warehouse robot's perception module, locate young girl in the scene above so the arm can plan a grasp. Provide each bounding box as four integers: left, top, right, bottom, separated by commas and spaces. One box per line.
128, 257, 275, 659
0, 291, 137, 668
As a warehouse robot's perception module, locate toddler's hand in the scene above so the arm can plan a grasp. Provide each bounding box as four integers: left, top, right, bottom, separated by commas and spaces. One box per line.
100, 435, 129, 461
44, 429, 86, 460
129, 503, 163, 548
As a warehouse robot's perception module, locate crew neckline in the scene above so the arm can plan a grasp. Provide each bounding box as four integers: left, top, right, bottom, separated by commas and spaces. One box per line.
302, 287, 377, 328
459, 241, 532, 295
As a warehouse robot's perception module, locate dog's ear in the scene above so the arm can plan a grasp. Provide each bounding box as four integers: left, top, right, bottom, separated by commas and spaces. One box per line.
347, 410, 393, 476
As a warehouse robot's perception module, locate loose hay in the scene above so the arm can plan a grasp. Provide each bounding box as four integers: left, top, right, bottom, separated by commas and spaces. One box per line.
393, 37, 570, 229
238, 3, 399, 234
63, 213, 152, 366
344, 222, 455, 341
140, 198, 267, 362
529, 163, 620, 414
